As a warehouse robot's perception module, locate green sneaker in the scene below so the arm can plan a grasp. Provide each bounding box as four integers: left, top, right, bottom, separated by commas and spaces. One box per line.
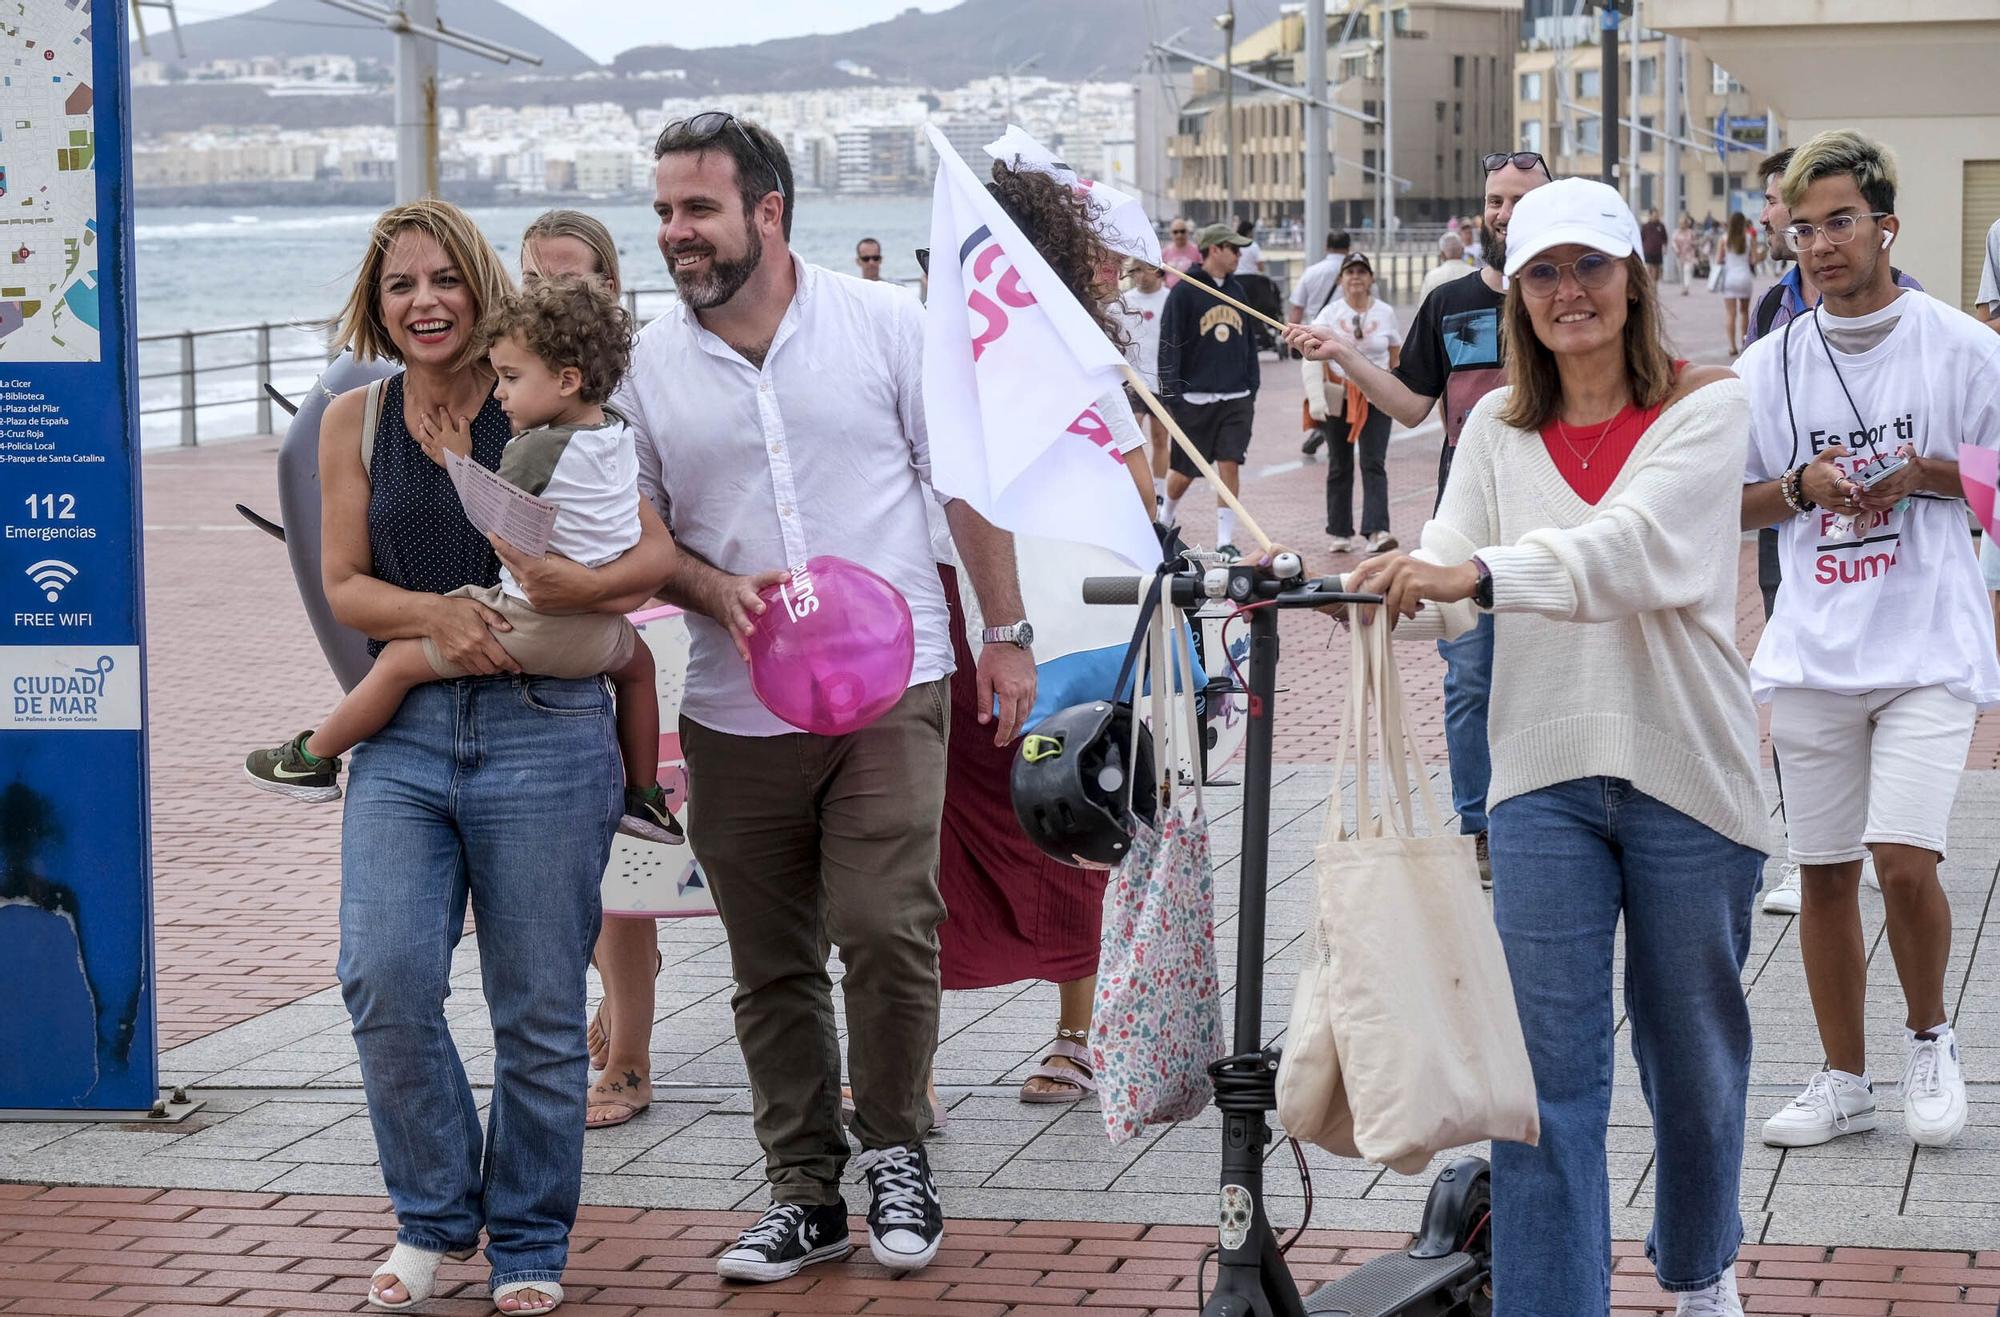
244, 730, 342, 803
618, 783, 685, 846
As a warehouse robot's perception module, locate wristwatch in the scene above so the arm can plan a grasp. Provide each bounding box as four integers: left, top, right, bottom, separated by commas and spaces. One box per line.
1470, 556, 1494, 610
981, 620, 1035, 649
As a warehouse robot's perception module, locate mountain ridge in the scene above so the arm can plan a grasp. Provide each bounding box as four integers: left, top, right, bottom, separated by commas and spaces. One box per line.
148, 0, 600, 75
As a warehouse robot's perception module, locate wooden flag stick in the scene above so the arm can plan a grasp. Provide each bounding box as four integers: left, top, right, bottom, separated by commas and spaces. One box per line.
1120, 363, 1275, 555
1142, 261, 1292, 337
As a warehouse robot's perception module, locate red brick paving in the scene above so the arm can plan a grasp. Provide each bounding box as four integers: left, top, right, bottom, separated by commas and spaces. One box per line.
0, 1186, 1991, 1316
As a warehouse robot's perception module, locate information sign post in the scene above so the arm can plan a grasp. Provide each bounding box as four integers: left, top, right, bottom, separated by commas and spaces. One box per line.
0, 0, 157, 1116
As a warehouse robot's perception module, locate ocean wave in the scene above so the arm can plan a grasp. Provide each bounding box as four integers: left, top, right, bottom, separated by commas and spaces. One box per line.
137, 212, 382, 242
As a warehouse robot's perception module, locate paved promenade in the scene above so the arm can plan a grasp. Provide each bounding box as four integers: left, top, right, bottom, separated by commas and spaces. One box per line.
4, 282, 1999, 1314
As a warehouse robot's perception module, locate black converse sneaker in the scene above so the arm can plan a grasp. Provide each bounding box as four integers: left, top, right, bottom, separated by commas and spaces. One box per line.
714, 1202, 851, 1283
856, 1143, 943, 1272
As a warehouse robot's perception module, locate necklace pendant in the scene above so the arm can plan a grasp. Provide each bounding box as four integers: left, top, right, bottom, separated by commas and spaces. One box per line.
1581, 459, 1589, 469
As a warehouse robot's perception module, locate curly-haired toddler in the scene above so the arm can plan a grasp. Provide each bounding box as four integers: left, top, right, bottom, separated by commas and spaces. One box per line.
245, 275, 682, 845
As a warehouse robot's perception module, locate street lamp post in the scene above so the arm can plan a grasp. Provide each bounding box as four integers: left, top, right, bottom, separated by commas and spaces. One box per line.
1598, 1, 1629, 192
1304, 0, 1327, 258
1218, 3, 1236, 224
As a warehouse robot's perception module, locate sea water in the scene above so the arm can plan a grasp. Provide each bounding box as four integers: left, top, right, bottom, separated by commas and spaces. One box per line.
134, 196, 931, 448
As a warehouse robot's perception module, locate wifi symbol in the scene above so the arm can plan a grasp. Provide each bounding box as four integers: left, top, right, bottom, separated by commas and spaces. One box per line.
27, 558, 77, 602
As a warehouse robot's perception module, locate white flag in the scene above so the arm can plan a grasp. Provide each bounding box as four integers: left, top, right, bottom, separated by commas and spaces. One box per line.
924, 124, 1163, 571
984, 123, 1162, 267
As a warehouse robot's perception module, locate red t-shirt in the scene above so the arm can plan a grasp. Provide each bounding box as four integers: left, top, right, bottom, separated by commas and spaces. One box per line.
1538, 365, 1684, 504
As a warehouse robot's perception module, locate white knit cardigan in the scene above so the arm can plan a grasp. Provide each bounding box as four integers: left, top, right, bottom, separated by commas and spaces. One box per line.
1409, 378, 1768, 853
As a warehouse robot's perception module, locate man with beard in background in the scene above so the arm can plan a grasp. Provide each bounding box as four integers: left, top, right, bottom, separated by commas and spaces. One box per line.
1284, 148, 1550, 880
610, 111, 1036, 1285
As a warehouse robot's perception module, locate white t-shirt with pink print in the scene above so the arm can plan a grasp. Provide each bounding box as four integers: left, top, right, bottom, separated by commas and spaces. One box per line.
1741, 289, 2000, 707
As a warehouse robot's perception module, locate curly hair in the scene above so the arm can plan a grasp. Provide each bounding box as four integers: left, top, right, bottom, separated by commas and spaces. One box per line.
985, 162, 1130, 353
477, 274, 632, 405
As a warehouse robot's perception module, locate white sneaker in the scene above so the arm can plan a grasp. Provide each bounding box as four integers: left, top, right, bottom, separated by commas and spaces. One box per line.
1762, 863, 1802, 915
1903, 1027, 1968, 1147
1366, 530, 1399, 552
1675, 1267, 1742, 1316
1761, 1070, 1877, 1147
1328, 535, 1359, 554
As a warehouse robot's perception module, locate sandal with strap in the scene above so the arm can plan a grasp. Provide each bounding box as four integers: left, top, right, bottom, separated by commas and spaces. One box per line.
492, 1279, 564, 1314
368, 1242, 477, 1311
1019, 1032, 1098, 1104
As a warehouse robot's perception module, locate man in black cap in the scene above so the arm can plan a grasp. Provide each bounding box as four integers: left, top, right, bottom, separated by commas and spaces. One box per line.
1157, 221, 1258, 559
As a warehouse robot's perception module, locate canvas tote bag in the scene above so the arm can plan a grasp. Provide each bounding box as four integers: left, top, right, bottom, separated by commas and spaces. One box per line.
1090, 578, 1228, 1143
1276, 609, 1538, 1173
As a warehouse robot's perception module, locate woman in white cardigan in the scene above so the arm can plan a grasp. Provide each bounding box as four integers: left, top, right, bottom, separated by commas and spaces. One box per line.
1300, 179, 1769, 1317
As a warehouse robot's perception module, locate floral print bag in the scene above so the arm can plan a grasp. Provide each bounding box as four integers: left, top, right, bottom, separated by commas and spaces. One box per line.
1091, 578, 1227, 1142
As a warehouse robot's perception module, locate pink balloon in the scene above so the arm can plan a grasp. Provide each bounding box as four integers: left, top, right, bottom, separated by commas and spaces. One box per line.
746, 556, 916, 736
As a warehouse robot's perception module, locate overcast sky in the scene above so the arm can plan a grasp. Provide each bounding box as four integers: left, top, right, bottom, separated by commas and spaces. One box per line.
167, 0, 964, 62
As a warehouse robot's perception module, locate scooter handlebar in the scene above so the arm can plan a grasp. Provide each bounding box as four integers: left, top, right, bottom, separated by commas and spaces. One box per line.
1080, 571, 1384, 608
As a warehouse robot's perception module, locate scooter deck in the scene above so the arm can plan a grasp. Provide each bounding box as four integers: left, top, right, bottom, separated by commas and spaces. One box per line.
1302, 1248, 1482, 1316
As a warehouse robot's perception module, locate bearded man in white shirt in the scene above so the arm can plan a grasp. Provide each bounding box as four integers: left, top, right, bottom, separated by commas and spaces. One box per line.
1740, 130, 2000, 1155
612, 112, 1036, 1283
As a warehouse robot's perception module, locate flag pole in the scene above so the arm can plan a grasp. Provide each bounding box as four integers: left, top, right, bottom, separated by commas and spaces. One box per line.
1120, 363, 1275, 554
1143, 263, 1291, 337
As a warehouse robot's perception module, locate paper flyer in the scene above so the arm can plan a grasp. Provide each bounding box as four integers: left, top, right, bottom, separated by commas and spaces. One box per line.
443, 449, 559, 557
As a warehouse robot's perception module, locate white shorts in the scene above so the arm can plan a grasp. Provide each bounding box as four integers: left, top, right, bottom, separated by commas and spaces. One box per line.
1769, 684, 1976, 864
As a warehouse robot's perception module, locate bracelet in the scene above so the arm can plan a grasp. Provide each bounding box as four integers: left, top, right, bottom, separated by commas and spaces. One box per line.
1780, 464, 1815, 515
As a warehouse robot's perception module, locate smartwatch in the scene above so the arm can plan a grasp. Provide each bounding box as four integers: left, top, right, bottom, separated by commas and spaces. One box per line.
982, 620, 1035, 649
1470, 556, 1494, 610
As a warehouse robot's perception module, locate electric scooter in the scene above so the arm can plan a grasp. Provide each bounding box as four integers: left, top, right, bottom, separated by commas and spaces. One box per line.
1084, 553, 1492, 1317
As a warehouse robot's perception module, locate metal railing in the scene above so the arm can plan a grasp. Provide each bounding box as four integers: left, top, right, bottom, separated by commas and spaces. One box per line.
137, 266, 1480, 448
138, 284, 691, 448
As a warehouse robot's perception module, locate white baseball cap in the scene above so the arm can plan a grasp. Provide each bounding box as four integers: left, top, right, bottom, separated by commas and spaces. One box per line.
1501, 177, 1643, 277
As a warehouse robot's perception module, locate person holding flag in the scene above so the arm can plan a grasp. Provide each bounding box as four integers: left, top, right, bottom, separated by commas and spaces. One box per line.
932, 156, 1159, 1108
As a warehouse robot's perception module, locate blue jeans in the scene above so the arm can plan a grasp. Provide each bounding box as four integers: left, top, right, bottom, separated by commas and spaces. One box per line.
1487, 778, 1762, 1315
337, 676, 620, 1292
1438, 613, 1493, 834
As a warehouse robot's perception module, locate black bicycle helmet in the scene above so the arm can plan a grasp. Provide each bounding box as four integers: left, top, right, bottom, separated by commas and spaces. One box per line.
1010, 701, 1157, 868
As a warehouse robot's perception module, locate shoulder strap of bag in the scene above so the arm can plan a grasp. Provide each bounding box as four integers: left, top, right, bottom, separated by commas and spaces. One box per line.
1320, 611, 1445, 847
1322, 606, 1376, 846
359, 377, 386, 481
1753, 282, 1786, 341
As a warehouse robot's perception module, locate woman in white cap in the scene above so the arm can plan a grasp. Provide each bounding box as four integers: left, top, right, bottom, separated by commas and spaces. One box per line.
1345, 177, 1766, 1317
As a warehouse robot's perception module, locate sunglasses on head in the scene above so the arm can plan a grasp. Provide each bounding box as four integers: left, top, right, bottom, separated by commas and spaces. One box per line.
1483, 150, 1553, 180
658, 110, 789, 203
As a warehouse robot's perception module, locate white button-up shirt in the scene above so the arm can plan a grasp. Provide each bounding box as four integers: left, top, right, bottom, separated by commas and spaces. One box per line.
616, 256, 953, 737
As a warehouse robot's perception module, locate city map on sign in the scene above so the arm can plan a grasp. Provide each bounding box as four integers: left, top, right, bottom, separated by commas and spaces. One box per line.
0, 0, 97, 361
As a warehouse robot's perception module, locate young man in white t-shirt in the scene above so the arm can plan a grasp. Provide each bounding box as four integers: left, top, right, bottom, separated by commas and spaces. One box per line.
1111, 260, 1171, 505
1740, 131, 2000, 1152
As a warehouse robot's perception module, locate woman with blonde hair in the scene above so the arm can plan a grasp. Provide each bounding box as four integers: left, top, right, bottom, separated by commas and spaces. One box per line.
521, 209, 622, 295
1340, 178, 1766, 1315
321, 200, 673, 1315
